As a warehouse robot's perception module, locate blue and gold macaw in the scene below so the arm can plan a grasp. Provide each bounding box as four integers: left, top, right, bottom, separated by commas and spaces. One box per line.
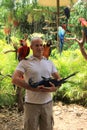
58, 26, 66, 54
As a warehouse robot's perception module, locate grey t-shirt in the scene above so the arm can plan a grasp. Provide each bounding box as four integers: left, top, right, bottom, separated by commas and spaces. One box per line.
16, 56, 57, 104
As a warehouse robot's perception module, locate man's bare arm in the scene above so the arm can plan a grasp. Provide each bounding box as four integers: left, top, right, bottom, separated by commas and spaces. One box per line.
12, 70, 33, 90
12, 70, 61, 92
12, 70, 46, 92
52, 72, 61, 80
39, 72, 62, 92
12, 70, 52, 92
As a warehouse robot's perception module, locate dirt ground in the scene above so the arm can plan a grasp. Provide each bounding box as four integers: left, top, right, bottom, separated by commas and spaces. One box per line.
0, 102, 87, 130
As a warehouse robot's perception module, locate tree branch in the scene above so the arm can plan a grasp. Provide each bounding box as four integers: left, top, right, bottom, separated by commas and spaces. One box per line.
75, 29, 87, 60
4, 50, 16, 54
0, 73, 12, 80
76, 40, 87, 60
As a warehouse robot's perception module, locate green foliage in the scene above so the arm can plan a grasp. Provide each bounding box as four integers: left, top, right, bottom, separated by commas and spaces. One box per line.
0, 37, 87, 106
0, 1, 87, 107
51, 49, 87, 106
0, 92, 16, 107
0, 76, 16, 107
0, 40, 17, 106
69, 2, 87, 36
0, 0, 57, 36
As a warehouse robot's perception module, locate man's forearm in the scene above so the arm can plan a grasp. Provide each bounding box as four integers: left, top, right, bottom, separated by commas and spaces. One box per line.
12, 77, 33, 91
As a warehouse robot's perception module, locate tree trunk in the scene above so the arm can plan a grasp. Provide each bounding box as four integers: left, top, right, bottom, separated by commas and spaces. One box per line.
16, 87, 24, 112
75, 30, 87, 60
78, 44, 87, 60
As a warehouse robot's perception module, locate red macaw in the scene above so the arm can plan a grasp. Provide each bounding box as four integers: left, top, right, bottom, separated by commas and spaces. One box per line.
17, 40, 30, 61
79, 18, 87, 43
43, 40, 52, 59
79, 18, 87, 27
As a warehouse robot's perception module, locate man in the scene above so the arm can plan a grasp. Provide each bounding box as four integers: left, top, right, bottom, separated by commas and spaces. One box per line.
12, 37, 61, 130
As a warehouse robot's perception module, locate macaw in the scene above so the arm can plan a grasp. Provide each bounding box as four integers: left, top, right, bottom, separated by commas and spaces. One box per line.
64, 7, 70, 20
64, 7, 70, 30
17, 40, 30, 61
58, 26, 66, 54
79, 18, 87, 27
61, 24, 67, 31
79, 18, 87, 43
43, 40, 52, 59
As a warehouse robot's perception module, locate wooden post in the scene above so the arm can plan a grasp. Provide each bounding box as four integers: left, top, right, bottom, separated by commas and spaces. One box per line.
57, 0, 60, 27
56, 0, 60, 50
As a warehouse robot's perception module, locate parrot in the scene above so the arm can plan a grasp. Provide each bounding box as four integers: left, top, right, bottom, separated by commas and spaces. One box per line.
64, 7, 70, 32
17, 40, 30, 61
57, 26, 66, 54
79, 18, 87, 27
43, 40, 52, 59
64, 7, 70, 20
79, 18, 87, 43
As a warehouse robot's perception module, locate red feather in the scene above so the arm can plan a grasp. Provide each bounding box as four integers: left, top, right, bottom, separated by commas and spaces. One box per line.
79, 18, 87, 27
17, 45, 30, 61
43, 40, 52, 59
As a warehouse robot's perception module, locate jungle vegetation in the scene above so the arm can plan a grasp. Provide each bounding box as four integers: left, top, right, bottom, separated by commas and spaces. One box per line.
0, 0, 87, 108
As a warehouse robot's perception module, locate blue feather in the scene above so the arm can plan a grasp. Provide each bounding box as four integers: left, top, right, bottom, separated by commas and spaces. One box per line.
58, 26, 65, 54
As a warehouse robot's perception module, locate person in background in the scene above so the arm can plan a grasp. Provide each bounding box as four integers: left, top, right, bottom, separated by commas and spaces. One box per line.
12, 37, 61, 130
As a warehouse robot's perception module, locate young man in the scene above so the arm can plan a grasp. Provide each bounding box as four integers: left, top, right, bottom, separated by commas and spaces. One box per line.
12, 37, 61, 130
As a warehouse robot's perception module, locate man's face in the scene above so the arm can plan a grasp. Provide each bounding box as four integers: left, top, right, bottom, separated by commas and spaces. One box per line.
31, 39, 44, 57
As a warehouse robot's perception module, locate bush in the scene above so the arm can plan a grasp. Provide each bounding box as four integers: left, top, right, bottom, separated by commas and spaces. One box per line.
50, 49, 87, 106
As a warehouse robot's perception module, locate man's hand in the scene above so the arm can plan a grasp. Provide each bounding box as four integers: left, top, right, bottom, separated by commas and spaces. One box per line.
36, 82, 57, 92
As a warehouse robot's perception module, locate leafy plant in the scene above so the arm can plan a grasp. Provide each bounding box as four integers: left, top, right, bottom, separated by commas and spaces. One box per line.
69, 2, 87, 36
51, 49, 87, 106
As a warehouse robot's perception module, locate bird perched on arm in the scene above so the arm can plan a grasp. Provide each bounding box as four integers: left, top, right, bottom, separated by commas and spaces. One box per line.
43, 40, 52, 59
58, 26, 66, 54
17, 39, 30, 61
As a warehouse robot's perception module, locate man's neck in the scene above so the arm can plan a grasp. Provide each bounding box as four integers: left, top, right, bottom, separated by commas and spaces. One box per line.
33, 55, 43, 60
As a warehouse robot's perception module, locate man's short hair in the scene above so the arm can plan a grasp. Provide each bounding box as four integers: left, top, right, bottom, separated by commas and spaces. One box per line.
31, 37, 43, 45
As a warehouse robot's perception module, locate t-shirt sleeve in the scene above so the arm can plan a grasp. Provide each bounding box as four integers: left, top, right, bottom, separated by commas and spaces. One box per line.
16, 60, 25, 73
51, 61, 58, 73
